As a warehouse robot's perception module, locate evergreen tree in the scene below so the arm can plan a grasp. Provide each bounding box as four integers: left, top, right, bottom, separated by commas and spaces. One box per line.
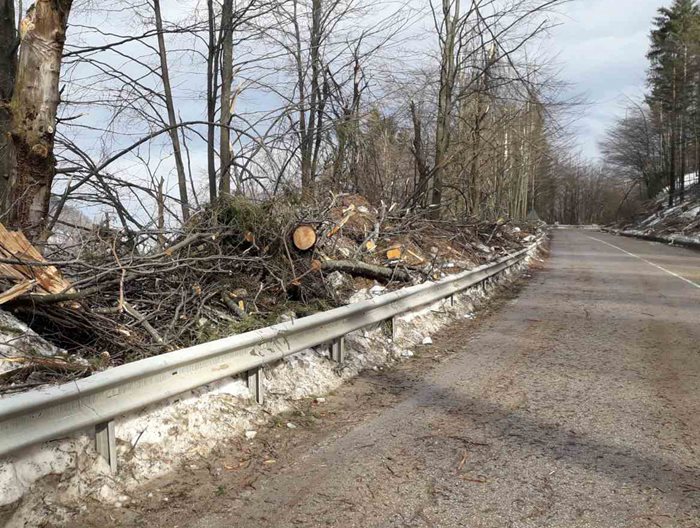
646, 0, 700, 205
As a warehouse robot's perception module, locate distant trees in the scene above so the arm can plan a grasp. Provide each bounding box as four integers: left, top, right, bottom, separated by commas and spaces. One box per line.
606, 0, 700, 206
405, 0, 562, 221
535, 155, 638, 225
601, 103, 665, 199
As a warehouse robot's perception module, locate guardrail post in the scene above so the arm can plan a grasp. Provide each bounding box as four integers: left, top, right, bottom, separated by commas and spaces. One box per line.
95, 421, 117, 473
388, 317, 396, 340
329, 336, 345, 363
449, 294, 455, 307
247, 368, 264, 404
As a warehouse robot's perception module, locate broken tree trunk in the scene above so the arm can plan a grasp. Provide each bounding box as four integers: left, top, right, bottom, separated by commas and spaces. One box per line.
293, 224, 317, 251
321, 259, 411, 283
8, 0, 73, 240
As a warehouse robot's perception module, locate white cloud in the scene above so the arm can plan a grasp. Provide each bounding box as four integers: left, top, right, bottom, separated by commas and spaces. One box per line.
551, 0, 664, 159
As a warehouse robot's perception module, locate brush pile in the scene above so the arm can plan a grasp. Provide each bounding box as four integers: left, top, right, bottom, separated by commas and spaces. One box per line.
0, 194, 539, 388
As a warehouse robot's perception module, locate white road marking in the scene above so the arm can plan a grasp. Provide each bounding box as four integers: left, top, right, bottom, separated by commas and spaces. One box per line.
587, 236, 700, 290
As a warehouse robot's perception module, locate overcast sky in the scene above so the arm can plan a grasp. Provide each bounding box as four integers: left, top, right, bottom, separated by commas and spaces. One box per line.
551, 0, 665, 160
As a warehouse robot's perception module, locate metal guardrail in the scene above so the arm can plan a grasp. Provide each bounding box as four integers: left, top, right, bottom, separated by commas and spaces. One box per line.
0, 239, 541, 471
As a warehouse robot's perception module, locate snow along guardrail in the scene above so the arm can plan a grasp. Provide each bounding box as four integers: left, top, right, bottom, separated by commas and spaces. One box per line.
549, 224, 601, 230
613, 230, 700, 251
0, 237, 543, 472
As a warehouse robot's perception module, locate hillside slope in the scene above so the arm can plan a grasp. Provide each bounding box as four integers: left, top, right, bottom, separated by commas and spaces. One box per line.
616, 182, 700, 247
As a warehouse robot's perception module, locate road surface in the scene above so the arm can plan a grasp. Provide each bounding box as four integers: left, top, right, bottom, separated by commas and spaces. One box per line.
77, 230, 700, 528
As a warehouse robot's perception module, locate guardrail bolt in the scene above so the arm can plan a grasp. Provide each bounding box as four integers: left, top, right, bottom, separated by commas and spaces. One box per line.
247, 367, 264, 405
330, 336, 345, 363
95, 421, 117, 473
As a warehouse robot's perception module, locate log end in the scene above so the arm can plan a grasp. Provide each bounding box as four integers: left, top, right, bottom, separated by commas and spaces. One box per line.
293, 225, 317, 251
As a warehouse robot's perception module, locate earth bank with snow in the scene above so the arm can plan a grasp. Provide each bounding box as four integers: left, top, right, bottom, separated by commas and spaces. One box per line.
613, 181, 700, 247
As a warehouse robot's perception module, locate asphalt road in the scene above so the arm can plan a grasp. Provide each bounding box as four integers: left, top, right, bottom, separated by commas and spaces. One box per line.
77, 230, 700, 528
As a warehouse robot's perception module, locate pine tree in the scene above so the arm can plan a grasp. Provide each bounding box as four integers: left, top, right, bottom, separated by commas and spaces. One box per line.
647, 0, 700, 205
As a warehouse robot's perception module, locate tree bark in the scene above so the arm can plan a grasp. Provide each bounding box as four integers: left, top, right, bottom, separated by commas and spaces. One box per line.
8, 0, 72, 240
0, 0, 16, 217
296, 0, 322, 201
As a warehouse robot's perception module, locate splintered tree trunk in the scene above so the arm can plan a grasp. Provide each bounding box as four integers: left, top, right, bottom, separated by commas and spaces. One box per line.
0, 0, 16, 215
8, 0, 72, 239
409, 101, 430, 204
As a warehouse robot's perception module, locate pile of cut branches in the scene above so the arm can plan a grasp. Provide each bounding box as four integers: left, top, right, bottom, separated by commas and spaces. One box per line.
0, 194, 539, 380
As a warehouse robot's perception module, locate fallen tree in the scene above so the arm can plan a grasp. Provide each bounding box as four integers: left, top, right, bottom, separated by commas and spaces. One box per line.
322, 259, 411, 282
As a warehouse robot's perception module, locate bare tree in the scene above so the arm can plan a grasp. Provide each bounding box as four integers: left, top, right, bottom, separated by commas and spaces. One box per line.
601, 103, 664, 198
431, 0, 464, 217
153, 0, 190, 221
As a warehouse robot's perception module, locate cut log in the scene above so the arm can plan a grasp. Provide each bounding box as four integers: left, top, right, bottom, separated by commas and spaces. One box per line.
321, 259, 411, 282
293, 225, 317, 251
386, 246, 403, 261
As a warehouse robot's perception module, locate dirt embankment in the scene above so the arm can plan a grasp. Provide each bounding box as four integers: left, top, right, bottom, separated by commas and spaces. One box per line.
613, 182, 700, 248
